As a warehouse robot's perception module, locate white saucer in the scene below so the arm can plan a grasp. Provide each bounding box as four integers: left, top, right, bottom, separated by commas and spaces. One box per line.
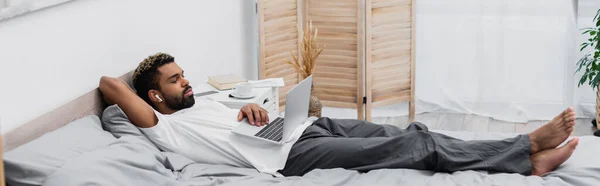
230, 92, 255, 99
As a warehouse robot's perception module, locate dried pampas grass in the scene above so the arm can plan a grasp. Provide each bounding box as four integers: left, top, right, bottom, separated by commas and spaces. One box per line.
288, 21, 324, 80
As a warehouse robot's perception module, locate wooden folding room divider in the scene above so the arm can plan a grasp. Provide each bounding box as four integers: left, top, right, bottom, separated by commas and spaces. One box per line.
258, 0, 415, 121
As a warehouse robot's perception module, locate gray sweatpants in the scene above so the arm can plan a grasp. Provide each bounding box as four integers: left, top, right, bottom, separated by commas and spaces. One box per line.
279, 117, 532, 176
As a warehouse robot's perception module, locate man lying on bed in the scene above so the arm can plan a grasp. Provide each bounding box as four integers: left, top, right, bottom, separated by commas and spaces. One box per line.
99, 53, 578, 177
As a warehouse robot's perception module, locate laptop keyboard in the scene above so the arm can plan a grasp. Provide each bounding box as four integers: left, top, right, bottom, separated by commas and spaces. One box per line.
255, 117, 284, 142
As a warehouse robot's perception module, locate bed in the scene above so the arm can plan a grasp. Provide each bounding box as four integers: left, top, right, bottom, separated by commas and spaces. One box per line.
3, 71, 600, 186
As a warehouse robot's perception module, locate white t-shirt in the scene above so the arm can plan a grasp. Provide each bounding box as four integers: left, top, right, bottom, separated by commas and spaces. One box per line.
139, 98, 314, 176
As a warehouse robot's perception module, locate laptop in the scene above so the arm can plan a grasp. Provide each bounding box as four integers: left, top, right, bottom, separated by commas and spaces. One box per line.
231, 76, 312, 145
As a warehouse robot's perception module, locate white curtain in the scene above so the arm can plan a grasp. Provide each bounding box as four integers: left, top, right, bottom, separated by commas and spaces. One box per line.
326, 0, 600, 122
391, 0, 598, 122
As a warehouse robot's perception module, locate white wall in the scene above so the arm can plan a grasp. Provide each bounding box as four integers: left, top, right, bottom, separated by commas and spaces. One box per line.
0, 0, 258, 134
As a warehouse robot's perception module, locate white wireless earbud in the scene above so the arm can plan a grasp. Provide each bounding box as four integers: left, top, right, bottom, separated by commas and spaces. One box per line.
155, 94, 163, 102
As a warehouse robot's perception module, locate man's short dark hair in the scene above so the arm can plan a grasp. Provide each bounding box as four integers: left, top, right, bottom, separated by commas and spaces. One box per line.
133, 53, 175, 107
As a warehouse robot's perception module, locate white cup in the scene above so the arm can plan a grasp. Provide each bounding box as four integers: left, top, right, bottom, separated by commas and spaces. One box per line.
232, 82, 253, 97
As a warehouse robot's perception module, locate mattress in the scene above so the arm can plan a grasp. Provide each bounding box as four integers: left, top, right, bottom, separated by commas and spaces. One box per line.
42, 131, 600, 186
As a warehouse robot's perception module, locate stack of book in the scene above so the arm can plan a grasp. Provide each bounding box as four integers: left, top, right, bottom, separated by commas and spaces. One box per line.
207, 74, 247, 90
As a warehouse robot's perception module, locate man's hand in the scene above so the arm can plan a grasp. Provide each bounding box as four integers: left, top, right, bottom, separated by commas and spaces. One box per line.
237, 103, 269, 126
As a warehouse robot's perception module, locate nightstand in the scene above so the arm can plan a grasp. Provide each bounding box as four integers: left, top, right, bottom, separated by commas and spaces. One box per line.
202, 87, 280, 117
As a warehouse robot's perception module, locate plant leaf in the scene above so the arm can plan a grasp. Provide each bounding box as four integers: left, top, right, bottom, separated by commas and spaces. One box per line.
581, 43, 590, 51
577, 53, 591, 71
577, 57, 587, 72
576, 58, 585, 73
579, 71, 589, 87
592, 73, 600, 89
592, 31, 598, 36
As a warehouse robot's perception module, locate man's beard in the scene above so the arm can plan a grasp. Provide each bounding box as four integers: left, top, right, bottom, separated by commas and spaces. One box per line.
164, 86, 195, 111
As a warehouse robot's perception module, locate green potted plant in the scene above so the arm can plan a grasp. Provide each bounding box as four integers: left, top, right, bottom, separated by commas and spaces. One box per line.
576, 8, 600, 132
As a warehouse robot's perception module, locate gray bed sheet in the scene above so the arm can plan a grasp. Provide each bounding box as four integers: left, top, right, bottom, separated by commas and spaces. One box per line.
42, 131, 600, 186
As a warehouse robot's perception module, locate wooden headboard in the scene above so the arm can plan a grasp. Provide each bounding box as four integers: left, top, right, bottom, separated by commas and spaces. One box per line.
3, 71, 134, 151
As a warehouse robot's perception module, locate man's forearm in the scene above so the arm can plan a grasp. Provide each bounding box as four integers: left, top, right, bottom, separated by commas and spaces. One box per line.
99, 76, 135, 105
98, 76, 158, 128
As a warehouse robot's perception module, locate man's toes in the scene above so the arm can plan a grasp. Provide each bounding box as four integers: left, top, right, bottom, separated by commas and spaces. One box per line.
563, 108, 575, 118
561, 116, 575, 126
566, 116, 575, 123
556, 109, 568, 120
559, 111, 568, 119
564, 127, 574, 136
567, 111, 576, 118
559, 109, 571, 118
567, 137, 579, 148
564, 123, 574, 131
561, 117, 568, 123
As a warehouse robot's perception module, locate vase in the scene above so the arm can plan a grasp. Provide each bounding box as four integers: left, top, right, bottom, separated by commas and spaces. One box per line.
308, 84, 323, 118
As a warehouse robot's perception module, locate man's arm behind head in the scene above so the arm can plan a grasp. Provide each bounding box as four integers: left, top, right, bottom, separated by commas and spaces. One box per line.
99, 76, 158, 128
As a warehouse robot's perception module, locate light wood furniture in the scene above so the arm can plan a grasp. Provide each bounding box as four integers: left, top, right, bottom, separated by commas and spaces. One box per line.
305, 0, 363, 112
257, 0, 302, 112
365, 0, 415, 121
257, 0, 415, 122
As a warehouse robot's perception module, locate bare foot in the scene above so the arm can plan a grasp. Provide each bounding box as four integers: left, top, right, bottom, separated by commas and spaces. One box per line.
531, 137, 579, 176
529, 107, 576, 154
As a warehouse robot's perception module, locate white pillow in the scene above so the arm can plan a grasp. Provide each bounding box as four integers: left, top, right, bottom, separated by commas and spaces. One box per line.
3, 115, 117, 186
101, 105, 158, 148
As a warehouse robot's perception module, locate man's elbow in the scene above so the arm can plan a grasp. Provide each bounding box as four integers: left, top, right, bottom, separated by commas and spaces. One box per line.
99, 76, 126, 105
99, 76, 119, 91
